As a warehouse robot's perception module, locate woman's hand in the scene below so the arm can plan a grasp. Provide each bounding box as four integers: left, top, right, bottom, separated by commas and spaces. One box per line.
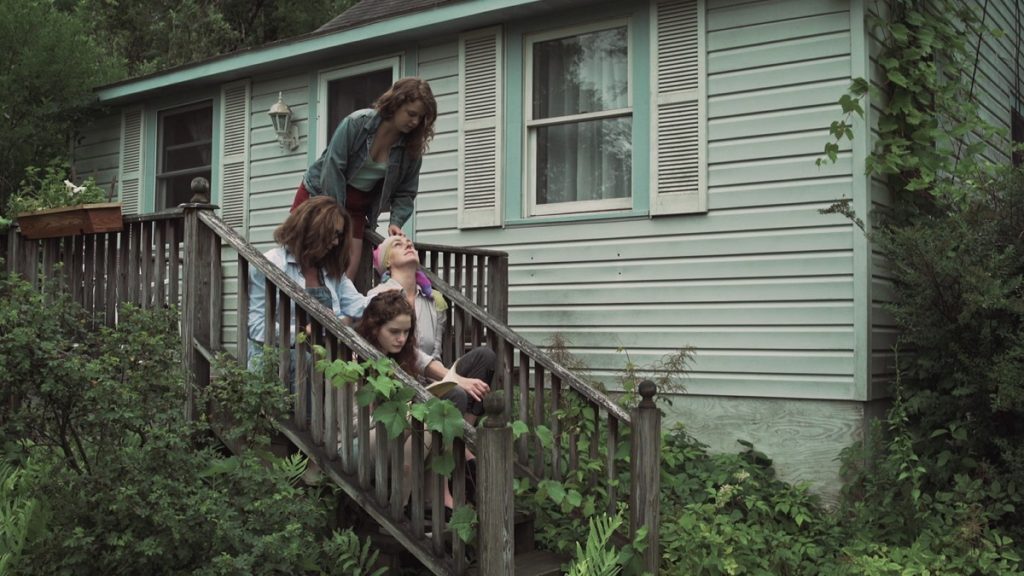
455, 373, 490, 402
388, 224, 405, 237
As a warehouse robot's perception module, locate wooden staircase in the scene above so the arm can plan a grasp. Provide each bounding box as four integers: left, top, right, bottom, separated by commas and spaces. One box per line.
2, 203, 662, 576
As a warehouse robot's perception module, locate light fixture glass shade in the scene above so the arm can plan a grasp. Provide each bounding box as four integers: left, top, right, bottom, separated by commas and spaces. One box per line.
268, 92, 292, 135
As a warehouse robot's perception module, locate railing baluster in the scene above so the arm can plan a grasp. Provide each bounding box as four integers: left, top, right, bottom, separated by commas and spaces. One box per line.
311, 318, 325, 446
209, 230, 222, 351
127, 223, 138, 305
551, 374, 562, 482
169, 219, 181, 306
83, 234, 96, 313
452, 438, 467, 573
410, 419, 426, 537
237, 256, 249, 364
91, 235, 105, 320
324, 334, 338, 460
105, 232, 117, 326
140, 221, 152, 307
339, 341, 355, 471
588, 400, 600, 489
533, 363, 545, 478
374, 421, 389, 505
517, 350, 530, 464
277, 291, 296, 425
430, 431, 444, 555
154, 221, 166, 306
358, 381, 372, 490
607, 416, 618, 516
389, 430, 405, 520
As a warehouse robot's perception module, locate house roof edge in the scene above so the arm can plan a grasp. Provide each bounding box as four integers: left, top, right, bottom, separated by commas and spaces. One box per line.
96, 0, 539, 104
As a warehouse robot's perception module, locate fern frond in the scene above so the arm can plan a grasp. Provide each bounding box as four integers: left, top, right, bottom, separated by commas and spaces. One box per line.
565, 513, 624, 576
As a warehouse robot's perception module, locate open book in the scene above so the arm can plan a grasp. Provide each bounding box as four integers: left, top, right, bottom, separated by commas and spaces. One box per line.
422, 361, 460, 399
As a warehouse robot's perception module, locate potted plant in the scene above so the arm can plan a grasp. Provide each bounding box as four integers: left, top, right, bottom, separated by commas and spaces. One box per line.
4, 163, 122, 239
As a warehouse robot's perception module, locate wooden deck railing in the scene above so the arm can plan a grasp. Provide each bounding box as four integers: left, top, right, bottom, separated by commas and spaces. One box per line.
3, 205, 661, 575
3, 210, 185, 324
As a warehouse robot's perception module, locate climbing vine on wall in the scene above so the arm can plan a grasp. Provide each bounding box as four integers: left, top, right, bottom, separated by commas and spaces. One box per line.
822, 0, 1006, 200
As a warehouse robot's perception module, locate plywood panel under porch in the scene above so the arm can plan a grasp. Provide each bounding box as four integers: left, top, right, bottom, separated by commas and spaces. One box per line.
663, 394, 885, 504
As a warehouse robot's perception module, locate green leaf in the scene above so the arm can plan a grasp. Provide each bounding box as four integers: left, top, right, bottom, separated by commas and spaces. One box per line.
887, 70, 909, 87
431, 451, 455, 476
373, 400, 410, 439
424, 398, 464, 443
535, 425, 554, 448
449, 505, 478, 543
511, 420, 529, 439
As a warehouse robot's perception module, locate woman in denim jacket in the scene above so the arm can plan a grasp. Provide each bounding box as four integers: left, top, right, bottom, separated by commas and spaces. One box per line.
292, 77, 437, 279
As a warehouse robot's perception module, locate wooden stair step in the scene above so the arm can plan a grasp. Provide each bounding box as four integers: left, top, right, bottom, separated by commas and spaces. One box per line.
513, 550, 568, 576
467, 550, 567, 576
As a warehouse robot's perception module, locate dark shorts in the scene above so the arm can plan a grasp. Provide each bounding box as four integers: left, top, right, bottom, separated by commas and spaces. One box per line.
291, 181, 374, 240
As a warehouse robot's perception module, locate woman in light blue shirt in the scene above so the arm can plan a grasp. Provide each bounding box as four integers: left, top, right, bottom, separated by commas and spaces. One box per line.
248, 196, 368, 372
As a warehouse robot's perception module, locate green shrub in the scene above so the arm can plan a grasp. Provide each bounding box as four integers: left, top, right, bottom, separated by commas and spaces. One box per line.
0, 271, 386, 575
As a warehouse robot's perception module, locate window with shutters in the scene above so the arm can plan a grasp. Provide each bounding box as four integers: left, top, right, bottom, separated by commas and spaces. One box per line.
524, 20, 632, 217
156, 101, 213, 209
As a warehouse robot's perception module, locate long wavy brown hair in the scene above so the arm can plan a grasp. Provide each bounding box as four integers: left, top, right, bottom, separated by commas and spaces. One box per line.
273, 196, 352, 279
357, 290, 419, 376
374, 77, 437, 159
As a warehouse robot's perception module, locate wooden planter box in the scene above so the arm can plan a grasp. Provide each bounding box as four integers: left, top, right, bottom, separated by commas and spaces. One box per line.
16, 202, 123, 240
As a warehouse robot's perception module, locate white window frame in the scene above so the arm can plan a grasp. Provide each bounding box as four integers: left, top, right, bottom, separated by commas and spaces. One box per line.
523, 18, 634, 217
155, 99, 213, 210
317, 56, 402, 156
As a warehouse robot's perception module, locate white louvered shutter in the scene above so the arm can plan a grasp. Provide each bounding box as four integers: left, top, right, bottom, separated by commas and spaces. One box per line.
651, 0, 707, 215
219, 81, 250, 231
458, 27, 503, 229
119, 107, 144, 215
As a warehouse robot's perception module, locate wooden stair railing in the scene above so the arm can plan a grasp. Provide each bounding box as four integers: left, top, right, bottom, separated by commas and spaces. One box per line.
185, 205, 489, 575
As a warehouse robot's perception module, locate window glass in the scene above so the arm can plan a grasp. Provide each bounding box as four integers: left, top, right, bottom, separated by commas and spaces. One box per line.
528, 24, 631, 214
157, 102, 212, 209
532, 27, 629, 118
327, 69, 393, 135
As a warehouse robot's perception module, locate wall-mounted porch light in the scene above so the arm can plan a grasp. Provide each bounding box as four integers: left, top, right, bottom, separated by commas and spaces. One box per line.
268, 92, 299, 151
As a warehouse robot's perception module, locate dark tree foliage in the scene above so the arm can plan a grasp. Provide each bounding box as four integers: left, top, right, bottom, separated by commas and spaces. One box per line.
69, 0, 358, 77
0, 0, 122, 210
1, 0, 356, 212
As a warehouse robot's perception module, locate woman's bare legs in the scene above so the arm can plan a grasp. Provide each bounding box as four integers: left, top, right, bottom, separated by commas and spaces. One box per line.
346, 237, 362, 280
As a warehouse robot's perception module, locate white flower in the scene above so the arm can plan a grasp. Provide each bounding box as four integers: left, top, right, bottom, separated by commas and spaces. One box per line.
64, 179, 86, 195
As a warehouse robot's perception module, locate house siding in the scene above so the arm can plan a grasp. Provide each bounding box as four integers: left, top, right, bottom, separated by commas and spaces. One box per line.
419, 0, 859, 404
72, 115, 122, 198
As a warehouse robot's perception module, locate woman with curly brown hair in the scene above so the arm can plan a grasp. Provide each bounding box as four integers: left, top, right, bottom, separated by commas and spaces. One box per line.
355, 289, 420, 378
292, 77, 438, 279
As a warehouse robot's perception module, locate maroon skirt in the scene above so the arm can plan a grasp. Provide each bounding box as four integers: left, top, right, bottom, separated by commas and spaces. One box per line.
291, 181, 374, 239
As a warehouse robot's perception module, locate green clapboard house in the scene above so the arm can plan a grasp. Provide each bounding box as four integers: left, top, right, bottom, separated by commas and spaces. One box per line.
72, 0, 1024, 499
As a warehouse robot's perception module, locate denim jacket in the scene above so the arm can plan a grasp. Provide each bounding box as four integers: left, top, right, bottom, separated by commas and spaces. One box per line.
247, 246, 368, 346
303, 108, 421, 229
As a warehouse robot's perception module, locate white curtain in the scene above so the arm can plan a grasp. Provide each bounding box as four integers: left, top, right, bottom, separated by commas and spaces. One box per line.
534, 27, 630, 205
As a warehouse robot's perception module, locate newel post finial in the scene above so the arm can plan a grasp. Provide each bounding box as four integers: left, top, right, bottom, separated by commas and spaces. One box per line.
483, 390, 506, 427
